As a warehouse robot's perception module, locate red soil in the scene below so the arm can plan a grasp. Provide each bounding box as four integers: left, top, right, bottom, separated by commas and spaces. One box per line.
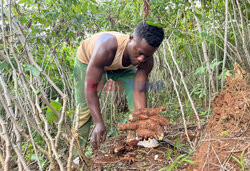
189, 67, 250, 170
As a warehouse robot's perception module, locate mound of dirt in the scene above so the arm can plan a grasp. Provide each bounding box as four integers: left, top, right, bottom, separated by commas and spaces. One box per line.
189, 64, 250, 170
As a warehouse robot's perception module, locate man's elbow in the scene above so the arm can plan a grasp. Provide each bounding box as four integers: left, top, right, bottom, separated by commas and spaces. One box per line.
85, 79, 98, 91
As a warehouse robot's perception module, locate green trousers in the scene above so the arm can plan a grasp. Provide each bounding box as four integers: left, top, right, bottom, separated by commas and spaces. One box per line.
74, 57, 137, 148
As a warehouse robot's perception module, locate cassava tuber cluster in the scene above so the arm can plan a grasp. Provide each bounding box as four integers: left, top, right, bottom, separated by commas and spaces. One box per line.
118, 106, 170, 140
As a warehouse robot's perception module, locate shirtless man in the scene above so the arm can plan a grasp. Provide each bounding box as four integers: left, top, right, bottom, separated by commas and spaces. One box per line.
74, 21, 164, 150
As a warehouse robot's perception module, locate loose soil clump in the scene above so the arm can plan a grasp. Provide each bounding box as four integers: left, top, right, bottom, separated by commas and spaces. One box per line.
189, 64, 250, 170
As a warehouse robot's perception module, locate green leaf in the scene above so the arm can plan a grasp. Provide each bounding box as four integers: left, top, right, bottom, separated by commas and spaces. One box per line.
173, 30, 181, 37
240, 150, 244, 161
31, 154, 37, 161
31, 154, 46, 166
82, 1, 89, 12
46, 112, 58, 122
118, 118, 129, 124
25, 64, 40, 77
18, 0, 27, 4
66, 110, 75, 117
50, 100, 62, 111
45, 100, 62, 122
90, 3, 97, 14
174, 154, 186, 161
201, 32, 208, 37
210, 60, 222, 70
20, 16, 28, 24
146, 20, 164, 28
0, 61, 11, 70
61, 148, 67, 153
107, 128, 118, 137
184, 159, 197, 165
232, 155, 241, 165
195, 66, 205, 74
35, 89, 40, 95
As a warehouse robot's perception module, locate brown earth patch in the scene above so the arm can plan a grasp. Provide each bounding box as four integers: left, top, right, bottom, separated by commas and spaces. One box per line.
188, 64, 250, 170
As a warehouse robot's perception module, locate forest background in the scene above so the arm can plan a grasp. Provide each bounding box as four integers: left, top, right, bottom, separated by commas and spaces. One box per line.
0, 0, 249, 170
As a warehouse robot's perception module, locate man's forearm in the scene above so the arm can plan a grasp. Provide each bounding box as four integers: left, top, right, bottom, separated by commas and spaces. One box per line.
133, 91, 147, 109
85, 90, 104, 125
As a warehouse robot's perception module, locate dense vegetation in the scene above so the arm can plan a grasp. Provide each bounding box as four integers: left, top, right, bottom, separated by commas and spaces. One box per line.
0, 0, 249, 170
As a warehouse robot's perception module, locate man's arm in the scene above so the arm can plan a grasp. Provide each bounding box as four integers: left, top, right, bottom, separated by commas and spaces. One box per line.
85, 34, 117, 149
133, 57, 154, 109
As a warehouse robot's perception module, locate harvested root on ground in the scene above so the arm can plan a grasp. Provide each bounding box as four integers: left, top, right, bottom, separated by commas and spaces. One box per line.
128, 114, 149, 121
136, 128, 156, 139
149, 115, 170, 126
109, 138, 139, 156
118, 107, 169, 141
118, 119, 162, 132
131, 106, 166, 116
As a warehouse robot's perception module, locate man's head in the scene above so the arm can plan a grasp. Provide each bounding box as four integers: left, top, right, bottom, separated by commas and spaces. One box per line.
134, 21, 164, 48
127, 21, 164, 66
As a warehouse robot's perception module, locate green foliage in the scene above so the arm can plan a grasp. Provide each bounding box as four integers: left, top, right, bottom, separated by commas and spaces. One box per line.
195, 59, 222, 75
0, 61, 11, 71
146, 20, 164, 28
220, 129, 230, 136
24, 64, 40, 77
66, 110, 75, 117
85, 146, 95, 158
107, 127, 119, 137
42, 99, 62, 122
31, 154, 46, 167
118, 112, 130, 124
137, 162, 148, 169
164, 149, 173, 159
22, 142, 34, 161
200, 109, 211, 123
232, 150, 248, 170
160, 154, 197, 171
191, 83, 206, 99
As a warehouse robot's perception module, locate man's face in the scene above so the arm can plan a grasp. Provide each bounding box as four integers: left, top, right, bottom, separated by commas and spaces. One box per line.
128, 37, 158, 66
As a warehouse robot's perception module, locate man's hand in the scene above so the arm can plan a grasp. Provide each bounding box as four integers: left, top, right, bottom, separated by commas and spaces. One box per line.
91, 122, 107, 150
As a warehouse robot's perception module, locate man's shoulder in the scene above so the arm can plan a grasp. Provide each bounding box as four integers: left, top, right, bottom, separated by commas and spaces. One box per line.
96, 33, 118, 53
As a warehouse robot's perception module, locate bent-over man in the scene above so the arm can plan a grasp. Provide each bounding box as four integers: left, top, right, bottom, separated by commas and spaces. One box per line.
74, 21, 164, 150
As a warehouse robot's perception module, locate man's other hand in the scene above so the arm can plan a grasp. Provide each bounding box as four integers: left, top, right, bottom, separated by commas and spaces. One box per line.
91, 122, 107, 150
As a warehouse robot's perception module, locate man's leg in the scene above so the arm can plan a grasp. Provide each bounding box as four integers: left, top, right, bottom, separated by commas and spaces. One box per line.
74, 57, 107, 148
107, 69, 137, 111
74, 57, 92, 148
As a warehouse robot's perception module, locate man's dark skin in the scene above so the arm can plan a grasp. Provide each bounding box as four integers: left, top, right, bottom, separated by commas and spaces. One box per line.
85, 33, 158, 149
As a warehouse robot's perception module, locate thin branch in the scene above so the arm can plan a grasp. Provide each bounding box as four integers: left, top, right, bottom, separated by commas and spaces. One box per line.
55, 94, 68, 149
221, 0, 229, 88
163, 41, 194, 150
12, 143, 31, 171
166, 39, 201, 147
0, 114, 11, 171
211, 145, 226, 170
236, 0, 250, 65
67, 106, 80, 171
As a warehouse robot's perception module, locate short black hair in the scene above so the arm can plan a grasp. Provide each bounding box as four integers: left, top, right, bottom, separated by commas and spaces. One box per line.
134, 21, 164, 47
